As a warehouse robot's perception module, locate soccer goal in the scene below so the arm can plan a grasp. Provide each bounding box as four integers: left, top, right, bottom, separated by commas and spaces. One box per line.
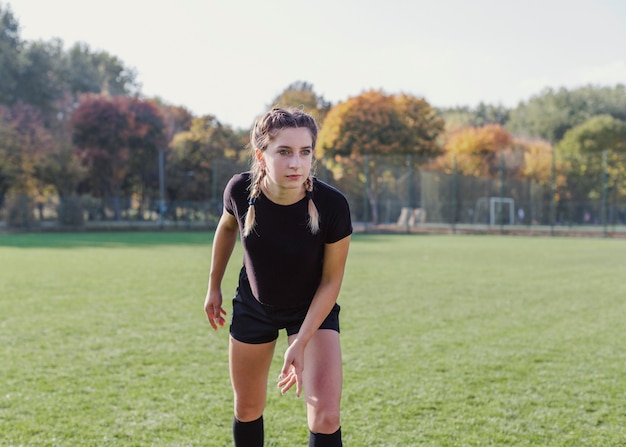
474, 197, 515, 226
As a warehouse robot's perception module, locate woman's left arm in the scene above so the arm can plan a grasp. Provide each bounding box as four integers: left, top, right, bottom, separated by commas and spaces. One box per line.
278, 235, 351, 395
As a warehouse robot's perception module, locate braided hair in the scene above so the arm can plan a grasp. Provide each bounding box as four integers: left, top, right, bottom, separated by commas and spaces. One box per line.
243, 108, 320, 237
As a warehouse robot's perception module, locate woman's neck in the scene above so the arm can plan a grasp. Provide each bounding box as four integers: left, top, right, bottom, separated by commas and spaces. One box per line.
261, 178, 305, 205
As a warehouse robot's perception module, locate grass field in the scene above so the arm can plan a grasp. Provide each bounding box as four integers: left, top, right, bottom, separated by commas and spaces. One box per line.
1, 232, 625, 447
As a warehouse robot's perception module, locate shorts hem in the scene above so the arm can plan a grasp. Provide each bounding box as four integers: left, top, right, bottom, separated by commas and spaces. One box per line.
229, 329, 278, 345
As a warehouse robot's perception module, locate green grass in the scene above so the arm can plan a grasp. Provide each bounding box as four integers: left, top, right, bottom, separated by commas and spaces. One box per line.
1, 232, 625, 446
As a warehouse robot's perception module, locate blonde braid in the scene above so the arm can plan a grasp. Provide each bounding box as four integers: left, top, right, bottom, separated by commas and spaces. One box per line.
243, 170, 265, 237
306, 176, 320, 234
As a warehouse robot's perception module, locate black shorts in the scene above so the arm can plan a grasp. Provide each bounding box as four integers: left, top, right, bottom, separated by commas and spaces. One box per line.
229, 276, 340, 345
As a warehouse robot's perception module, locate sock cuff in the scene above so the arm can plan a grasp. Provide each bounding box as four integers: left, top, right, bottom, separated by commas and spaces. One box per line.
234, 415, 263, 425
309, 427, 342, 447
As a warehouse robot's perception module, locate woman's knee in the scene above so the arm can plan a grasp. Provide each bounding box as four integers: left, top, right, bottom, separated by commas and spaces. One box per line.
308, 405, 341, 434
229, 338, 275, 422
234, 398, 265, 422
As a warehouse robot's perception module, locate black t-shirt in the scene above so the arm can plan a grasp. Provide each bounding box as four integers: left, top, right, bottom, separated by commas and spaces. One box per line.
223, 172, 352, 307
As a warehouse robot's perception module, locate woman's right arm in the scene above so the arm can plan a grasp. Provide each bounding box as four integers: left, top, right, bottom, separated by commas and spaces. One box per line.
204, 211, 239, 330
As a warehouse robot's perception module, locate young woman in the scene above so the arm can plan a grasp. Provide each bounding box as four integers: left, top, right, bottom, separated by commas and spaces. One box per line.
204, 107, 352, 447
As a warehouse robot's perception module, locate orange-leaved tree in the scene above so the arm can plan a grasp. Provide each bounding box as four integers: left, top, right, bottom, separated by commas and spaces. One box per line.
317, 90, 443, 223
436, 124, 513, 178
516, 138, 559, 186
516, 138, 567, 214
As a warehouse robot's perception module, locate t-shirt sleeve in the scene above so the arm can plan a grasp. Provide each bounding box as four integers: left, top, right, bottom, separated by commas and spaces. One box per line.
325, 193, 353, 244
223, 175, 238, 216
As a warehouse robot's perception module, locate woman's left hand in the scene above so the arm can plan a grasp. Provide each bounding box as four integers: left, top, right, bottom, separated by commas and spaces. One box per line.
278, 340, 305, 397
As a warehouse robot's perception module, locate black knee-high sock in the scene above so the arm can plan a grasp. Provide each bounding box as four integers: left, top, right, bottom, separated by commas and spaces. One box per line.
309, 427, 342, 447
233, 416, 263, 447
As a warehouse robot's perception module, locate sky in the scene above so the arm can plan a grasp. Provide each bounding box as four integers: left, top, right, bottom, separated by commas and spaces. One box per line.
7, 0, 626, 129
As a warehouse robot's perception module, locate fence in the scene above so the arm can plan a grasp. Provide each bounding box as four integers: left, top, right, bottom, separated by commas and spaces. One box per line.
2, 155, 625, 236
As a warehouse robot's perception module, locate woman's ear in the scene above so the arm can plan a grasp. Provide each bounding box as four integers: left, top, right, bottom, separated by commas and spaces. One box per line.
255, 149, 265, 166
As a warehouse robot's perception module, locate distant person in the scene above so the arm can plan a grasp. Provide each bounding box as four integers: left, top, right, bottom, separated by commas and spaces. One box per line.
204, 107, 352, 447
517, 207, 525, 224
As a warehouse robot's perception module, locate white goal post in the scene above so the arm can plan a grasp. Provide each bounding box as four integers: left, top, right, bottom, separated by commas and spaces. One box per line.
474, 197, 515, 226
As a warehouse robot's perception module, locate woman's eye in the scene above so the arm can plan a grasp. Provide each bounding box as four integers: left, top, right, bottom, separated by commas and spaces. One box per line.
301, 149, 311, 156
279, 150, 290, 155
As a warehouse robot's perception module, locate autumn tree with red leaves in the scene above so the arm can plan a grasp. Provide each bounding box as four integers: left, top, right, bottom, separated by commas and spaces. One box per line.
71, 94, 166, 219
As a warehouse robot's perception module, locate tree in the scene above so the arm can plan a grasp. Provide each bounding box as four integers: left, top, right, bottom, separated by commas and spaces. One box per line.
517, 138, 557, 185
0, 103, 54, 226
435, 124, 513, 178
0, 8, 150, 224
515, 138, 567, 208
167, 115, 244, 208
0, 106, 21, 199
153, 101, 194, 139
559, 115, 626, 155
38, 94, 87, 199
0, 3, 21, 105
72, 95, 166, 219
123, 97, 168, 205
507, 85, 626, 143
66, 43, 140, 98
395, 94, 446, 160
1, 7, 138, 114
317, 90, 444, 223
269, 81, 332, 125
15, 39, 67, 122
438, 102, 510, 130
557, 115, 626, 203
0, 103, 53, 194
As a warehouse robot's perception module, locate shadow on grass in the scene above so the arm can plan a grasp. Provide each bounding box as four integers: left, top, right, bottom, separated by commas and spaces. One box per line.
0, 231, 214, 248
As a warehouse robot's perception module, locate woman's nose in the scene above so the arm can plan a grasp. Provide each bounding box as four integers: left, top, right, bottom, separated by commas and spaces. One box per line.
289, 155, 301, 168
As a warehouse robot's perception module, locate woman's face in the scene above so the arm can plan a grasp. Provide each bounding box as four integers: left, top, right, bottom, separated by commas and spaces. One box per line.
260, 127, 314, 195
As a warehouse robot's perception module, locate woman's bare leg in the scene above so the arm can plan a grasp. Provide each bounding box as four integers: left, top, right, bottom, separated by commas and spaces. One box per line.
229, 336, 276, 421
288, 329, 342, 434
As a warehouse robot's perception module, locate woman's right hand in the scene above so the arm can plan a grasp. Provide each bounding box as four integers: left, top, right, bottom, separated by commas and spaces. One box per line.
204, 290, 227, 330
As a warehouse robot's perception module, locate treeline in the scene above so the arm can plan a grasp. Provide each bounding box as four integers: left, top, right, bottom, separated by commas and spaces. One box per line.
1, 3, 626, 227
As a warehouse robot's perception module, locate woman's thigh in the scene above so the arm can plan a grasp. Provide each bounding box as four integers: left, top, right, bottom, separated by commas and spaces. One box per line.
229, 336, 276, 421
290, 329, 342, 429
